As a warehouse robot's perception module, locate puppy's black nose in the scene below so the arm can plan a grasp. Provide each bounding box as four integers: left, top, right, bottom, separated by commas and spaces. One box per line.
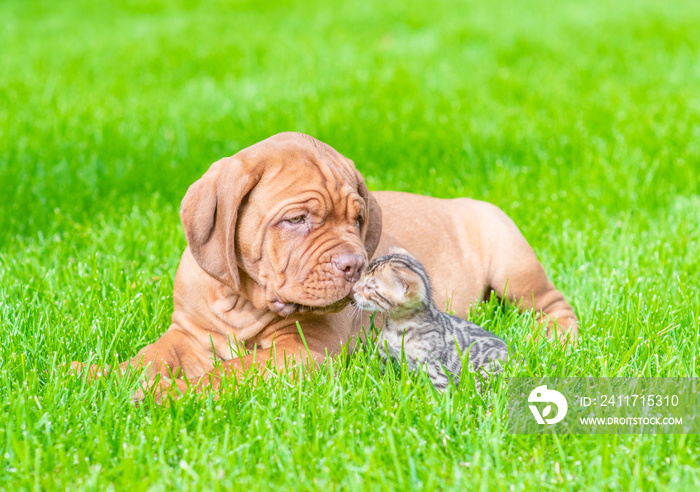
333, 254, 365, 281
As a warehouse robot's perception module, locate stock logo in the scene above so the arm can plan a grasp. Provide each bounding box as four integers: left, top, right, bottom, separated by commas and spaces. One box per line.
528, 385, 568, 425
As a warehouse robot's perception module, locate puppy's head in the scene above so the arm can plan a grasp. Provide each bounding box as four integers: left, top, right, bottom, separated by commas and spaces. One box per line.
180, 132, 382, 316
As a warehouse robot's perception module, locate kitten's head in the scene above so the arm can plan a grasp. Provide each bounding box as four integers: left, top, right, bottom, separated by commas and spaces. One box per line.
352, 246, 431, 317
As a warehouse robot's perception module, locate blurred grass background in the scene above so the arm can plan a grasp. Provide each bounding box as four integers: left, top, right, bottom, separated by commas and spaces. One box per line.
1, 0, 700, 489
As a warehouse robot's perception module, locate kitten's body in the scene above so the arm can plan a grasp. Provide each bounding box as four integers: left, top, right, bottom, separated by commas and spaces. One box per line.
353, 248, 508, 391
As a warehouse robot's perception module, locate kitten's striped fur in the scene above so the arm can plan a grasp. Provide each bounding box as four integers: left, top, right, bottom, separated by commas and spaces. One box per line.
353, 247, 508, 391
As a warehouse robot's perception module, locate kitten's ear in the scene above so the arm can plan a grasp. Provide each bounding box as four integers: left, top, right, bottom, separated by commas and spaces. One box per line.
388, 246, 413, 257
394, 273, 409, 293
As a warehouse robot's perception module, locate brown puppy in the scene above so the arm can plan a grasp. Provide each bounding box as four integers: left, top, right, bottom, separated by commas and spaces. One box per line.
72, 132, 577, 397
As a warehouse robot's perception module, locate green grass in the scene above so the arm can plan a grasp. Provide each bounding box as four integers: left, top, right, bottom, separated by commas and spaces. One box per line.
2, 0, 700, 489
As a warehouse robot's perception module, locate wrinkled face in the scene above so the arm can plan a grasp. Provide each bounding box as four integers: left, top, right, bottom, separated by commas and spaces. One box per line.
235, 147, 370, 317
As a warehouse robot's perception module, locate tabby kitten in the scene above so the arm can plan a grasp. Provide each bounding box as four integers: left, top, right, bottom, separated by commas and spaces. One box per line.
353, 247, 508, 391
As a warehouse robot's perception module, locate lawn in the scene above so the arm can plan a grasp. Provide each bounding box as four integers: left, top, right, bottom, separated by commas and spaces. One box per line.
1, 0, 700, 489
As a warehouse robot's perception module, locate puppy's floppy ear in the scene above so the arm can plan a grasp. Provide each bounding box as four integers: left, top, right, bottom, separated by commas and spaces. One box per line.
356, 172, 383, 259
180, 157, 262, 291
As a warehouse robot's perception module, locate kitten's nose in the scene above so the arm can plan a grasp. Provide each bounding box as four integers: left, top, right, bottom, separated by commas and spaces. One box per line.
333, 254, 365, 281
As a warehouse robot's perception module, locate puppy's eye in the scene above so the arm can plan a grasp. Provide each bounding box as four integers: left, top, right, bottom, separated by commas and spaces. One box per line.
286, 215, 306, 225
356, 215, 364, 229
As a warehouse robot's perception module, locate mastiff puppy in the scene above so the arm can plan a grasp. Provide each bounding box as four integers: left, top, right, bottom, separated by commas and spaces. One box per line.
73, 132, 578, 397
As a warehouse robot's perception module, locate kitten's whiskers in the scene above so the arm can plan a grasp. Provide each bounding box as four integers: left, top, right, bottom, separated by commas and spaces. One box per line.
345, 300, 363, 323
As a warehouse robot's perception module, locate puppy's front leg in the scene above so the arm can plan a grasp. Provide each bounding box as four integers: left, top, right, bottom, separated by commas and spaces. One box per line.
70, 325, 215, 386
143, 334, 327, 402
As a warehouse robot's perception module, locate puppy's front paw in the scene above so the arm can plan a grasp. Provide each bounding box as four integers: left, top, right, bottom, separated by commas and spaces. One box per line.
133, 377, 189, 404
67, 361, 109, 381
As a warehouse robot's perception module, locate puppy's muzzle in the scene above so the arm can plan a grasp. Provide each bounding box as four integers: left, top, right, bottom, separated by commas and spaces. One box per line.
332, 254, 365, 282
